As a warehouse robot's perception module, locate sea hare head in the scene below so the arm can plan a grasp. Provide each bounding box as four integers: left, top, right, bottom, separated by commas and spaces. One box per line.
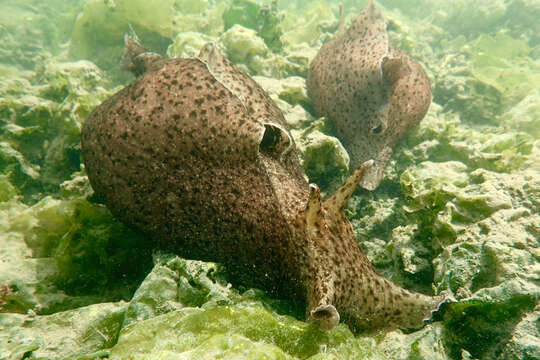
298, 160, 445, 332
307, 0, 432, 190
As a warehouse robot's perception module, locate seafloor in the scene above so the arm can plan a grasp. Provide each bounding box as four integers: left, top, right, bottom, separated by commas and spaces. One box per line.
0, 0, 539, 359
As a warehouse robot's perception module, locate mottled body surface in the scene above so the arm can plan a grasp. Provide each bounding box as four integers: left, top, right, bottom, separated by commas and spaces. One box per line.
307, 0, 431, 190
83, 46, 307, 298
82, 39, 443, 332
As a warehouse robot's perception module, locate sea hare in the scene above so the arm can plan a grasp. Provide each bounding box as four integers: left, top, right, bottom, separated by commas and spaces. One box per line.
307, 0, 432, 190
81, 36, 443, 332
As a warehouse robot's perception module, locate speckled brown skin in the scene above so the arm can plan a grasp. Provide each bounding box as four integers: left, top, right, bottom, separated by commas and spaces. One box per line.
82, 38, 443, 332
307, 0, 432, 190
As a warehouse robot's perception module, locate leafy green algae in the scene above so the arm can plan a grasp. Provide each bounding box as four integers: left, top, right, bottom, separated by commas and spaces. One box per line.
1, 0, 540, 359
442, 297, 538, 359
110, 255, 383, 360
110, 305, 381, 360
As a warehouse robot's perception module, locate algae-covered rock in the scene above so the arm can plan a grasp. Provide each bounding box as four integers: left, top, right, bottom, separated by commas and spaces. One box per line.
253, 76, 310, 107
110, 253, 457, 360
106, 253, 388, 359
500, 306, 540, 359
59, 171, 94, 199
221, 24, 268, 64
377, 324, 448, 360
36, 60, 109, 103
0, 59, 117, 200
0, 174, 18, 202
279, 102, 314, 129
280, 44, 319, 78
0, 301, 126, 359
222, 0, 283, 51
253, 76, 313, 128
400, 161, 470, 211
433, 32, 540, 124
438, 0, 540, 45
501, 90, 540, 138
248, 51, 304, 78
167, 31, 218, 58
441, 296, 537, 359
0, 194, 152, 316
0, 1, 82, 69
344, 91, 539, 357
122, 254, 240, 329
52, 199, 153, 295
467, 33, 540, 108
280, 1, 338, 47
69, 0, 176, 71
401, 163, 539, 299
295, 129, 349, 193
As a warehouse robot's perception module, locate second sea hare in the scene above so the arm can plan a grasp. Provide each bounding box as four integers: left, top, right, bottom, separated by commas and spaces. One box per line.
307, 0, 432, 190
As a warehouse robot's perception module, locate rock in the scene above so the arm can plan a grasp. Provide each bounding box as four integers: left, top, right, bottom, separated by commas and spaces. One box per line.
377, 325, 448, 360
222, 0, 283, 51
122, 254, 238, 329
500, 307, 540, 359
221, 24, 268, 64
167, 31, 218, 58
253, 76, 309, 106
253, 76, 313, 128
281, 102, 314, 129
501, 90, 540, 138
295, 129, 350, 192
280, 2, 337, 47
69, 0, 175, 71
0, 302, 126, 359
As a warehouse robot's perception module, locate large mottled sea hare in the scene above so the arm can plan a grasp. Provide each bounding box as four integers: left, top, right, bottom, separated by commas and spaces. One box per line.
307, 0, 432, 190
81, 36, 443, 332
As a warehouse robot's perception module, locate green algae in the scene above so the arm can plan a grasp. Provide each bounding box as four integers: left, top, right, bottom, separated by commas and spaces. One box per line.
501, 90, 540, 138
109, 255, 383, 360
442, 296, 538, 359
110, 304, 381, 360
0, 196, 151, 317
280, 1, 338, 47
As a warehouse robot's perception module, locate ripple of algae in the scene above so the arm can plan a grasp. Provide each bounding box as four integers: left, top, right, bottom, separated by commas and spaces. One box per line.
0, 0, 539, 359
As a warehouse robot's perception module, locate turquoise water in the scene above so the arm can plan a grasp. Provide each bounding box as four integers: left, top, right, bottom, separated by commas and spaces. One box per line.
0, 1, 538, 359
